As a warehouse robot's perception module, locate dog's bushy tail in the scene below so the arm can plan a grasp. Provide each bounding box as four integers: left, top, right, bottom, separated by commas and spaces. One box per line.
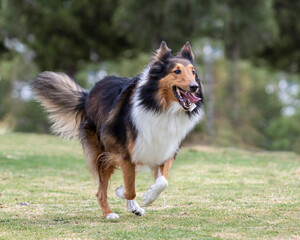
31, 71, 88, 139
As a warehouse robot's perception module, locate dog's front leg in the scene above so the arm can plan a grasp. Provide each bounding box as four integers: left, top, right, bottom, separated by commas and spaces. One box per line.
143, 157, 175, 207
115, 159, 145, 216
117, 159, 136, 200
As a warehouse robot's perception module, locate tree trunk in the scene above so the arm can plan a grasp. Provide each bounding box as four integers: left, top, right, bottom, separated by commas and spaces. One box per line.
225, 9, 240, 127
229, 43, 240, 127
205, 61, 215, 137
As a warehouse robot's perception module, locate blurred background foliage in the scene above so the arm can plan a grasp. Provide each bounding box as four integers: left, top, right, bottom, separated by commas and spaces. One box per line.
0, 0, 299, 153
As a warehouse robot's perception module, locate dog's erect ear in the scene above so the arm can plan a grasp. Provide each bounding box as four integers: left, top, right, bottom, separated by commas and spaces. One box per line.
177, 42, 194, 63
154, 41, 172, 62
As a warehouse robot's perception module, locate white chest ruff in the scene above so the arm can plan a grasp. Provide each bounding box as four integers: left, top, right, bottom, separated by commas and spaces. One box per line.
131, 102, 203, 167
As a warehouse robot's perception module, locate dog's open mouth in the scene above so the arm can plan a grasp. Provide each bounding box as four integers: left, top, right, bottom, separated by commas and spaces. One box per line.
173, 86, 201, 111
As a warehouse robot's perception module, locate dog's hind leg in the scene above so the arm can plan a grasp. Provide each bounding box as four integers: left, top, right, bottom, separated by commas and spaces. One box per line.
142, 157, 175, 207
96, 167, 119, 219
115, 159, 145, 216
81, 127, 118, 219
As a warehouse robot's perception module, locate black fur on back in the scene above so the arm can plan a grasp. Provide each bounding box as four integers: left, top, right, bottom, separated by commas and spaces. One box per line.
84, 75, 139, 150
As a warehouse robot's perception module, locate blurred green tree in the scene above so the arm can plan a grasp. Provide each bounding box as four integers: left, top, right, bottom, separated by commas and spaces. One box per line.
220, 0, 278, 126
258, 0, 300, 73
113, 0, 217, 51
3, 0, 131, 76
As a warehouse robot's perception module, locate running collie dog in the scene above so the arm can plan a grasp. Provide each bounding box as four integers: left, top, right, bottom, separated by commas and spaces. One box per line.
32, 41, 204, 219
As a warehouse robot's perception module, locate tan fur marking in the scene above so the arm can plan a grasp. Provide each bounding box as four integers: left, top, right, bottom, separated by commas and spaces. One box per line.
157, 63, 197, 109
81, 130, 101, 177
101, 134, 122, 154
119, 159, 136, 200
127, 130, 136, 157
96, 168, 114, 218
158, 157, 175, 180
106, 100, 123, 123
81, 128, 118, 218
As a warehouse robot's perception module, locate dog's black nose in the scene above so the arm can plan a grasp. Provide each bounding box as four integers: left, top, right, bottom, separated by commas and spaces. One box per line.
189, 84, 199, 93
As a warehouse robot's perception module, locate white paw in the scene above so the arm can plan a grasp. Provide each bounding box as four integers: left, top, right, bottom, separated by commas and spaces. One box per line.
115, 185, 125, 199
143, 176, 168, 207
127, 199, 145, 216
105, 213, 120, 219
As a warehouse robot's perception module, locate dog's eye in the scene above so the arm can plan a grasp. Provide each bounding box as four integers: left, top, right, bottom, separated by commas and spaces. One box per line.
174, 70, 181, 74
192, 70, 196, 75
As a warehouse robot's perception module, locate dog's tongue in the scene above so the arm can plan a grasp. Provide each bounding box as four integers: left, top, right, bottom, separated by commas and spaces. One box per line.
180, 90, 201, 103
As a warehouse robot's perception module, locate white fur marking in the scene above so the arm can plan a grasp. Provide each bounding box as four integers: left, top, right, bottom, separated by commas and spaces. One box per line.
132, 101, 203, 167
189, 103, 197, 112
115, 186, 145, 216
115, 186, 125, 199
157, 167, 162, 178
127, 199, 145, 216
105, 213, 120, 220
138, 66, 151, 86
131, 69, 203, 166
143, 176, 168, 207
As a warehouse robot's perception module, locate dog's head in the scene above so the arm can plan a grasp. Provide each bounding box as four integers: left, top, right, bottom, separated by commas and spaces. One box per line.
148, 41, 203, 112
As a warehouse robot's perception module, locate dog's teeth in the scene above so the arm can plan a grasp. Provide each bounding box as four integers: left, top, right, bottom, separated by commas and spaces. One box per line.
189, 103, 197, 112
177, 89, 183, 100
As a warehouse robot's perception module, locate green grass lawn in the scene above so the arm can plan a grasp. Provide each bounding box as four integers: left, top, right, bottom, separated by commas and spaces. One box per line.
0, 133, 299, 239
